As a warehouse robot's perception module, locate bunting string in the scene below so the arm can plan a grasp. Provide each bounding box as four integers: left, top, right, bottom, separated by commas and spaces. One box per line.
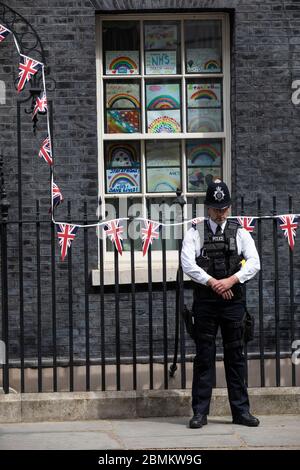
0, 23, 299, 259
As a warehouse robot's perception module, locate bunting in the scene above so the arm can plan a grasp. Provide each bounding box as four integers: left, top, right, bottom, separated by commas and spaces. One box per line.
50, 182, 64, 212
141, 219, 160, 256
236, 217, 256, 232
56, 224, 79, 261
0, 24, 10, 43
38, 136, 53, 165
32, 91, 47, 119
278, 215, 298, 250
105, 219, 124, 255
17, 54, 43, 93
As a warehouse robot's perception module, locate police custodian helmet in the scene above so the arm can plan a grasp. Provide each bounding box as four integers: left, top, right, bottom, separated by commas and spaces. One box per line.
204, 179, 231, 209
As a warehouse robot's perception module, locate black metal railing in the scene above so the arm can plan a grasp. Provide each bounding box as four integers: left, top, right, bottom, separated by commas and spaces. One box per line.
0, 192, 299, 394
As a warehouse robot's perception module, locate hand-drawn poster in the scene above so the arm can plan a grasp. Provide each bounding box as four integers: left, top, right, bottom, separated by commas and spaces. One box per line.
147, 167, 181, 192
106, 168, 140, 193
105, 142, 140, 168
107, 110, 140, 133
106, 51, 139, 75
187, 83, 221, 108
186, 48, 221, 73
187, 167, 221, 192
187, 108, 222, 133
147, 110, 181, 133
146, 83, 180, 109
186, 141, 222, 167
106, 83, 140, 109
145, 51, 176, 75
145, 24, 177, 50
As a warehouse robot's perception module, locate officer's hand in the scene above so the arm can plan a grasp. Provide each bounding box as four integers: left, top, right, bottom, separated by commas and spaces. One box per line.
221, 289, 234, 300
212, 276, 239, 295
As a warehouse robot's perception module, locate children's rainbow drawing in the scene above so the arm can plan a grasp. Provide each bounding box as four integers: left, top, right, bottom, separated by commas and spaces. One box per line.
107, 169, 140, 193
147, 95, 180, 109
106, 51, 139, 75
187, 143, 221, 166
187, 84, 221, 107
188, 118, 219, 133
187, 109, 221, 133
147, 111, 181, 133
190, 89, 218, 103
147, 167, 180, 192
107, 110, 140, 133
204, 59, 221, 70
107, 143, 138, 167
107, 93, 140, 109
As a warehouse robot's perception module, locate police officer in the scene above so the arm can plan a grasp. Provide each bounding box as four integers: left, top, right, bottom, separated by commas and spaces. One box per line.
181, 179, 260, 428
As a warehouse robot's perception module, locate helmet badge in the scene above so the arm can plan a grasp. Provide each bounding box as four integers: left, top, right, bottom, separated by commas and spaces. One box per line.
213, 186, 225, 202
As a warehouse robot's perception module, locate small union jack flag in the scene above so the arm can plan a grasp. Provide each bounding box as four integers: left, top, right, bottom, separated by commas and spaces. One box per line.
56, 224, 79, 261
17, 54, 43, 93
141, 219, 160, 256
105, 219, 124, 255
49, 182, 63, 213
38, 136, 53, 166
278, 215, 299, 250
236, 217, 256, 232
0, 24, 10, 43
32, 92, 47, 119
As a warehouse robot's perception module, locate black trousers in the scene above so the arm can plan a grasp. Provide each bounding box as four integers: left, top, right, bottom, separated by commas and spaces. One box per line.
192, 300, 250, 417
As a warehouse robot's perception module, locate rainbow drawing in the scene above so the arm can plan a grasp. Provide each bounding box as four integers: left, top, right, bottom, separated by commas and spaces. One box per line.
188, 118, 219, 133
107, 110, 140, 133
107, 169, 140, 193
190, 89, 218, 103
147, 95, 180, 110
147, 111, 181, 133
106, 51, 139, 75
107, 93, 140, 109
107, 143, 138, 166
187, 143, 221, 166
204, 59, 221, 70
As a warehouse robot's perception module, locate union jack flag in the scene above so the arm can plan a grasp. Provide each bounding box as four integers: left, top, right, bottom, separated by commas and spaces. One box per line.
49, 182, 63, 213
17, 54, 43, 93
32, 92, 47, 119
105, 219, 124, 255
278, 215, 299, 250
0, 24, 10, 43
56, 224, 79, 261
38, 136, 53, 165
141, 219, 160, 256
236, 217, 256, 232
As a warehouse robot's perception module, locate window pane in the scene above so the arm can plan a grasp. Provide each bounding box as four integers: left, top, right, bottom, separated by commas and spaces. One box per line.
186, 140, 222, 192
104, 141, 141, 193
186, 79, 223, 132
103, 21, 140, 75
105, 80, 141, 133
146, 140, 181, 193
146, 80, 181, 133
185, 20, 222, 74
144, 21, 181, 75
147, 198, 180, 250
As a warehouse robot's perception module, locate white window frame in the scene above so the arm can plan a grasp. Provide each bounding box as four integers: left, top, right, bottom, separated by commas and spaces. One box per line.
93, 12, 231, 285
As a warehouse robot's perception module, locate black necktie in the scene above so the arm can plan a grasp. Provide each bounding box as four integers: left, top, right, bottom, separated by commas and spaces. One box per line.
216, 224, 222, 234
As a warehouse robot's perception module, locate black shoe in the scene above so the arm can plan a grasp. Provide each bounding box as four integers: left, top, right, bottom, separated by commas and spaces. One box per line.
232, 412, 260, 427
189, 414, 208, 429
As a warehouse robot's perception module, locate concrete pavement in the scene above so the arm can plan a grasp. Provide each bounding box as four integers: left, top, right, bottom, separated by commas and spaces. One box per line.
0, 415, 299, 450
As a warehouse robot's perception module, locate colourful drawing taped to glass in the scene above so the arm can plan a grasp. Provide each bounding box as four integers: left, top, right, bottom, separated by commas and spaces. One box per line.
106, 51, 139, 75
146, 141, 180, 166
147, 167, 181, 192
187, 83, 221, 108
145, 51, 177, 75
186, 141, 221, 166
186, 48, 221, 73
146, 83, 180, 109
145, 24, 177, 50
187, 108, 222, 133
107, 110, 140, 133
106, 168, 140, 193
147, 110, 181, 133
106, 83, 140, 109
106, 142, 140, 168
187, 167, 221, 192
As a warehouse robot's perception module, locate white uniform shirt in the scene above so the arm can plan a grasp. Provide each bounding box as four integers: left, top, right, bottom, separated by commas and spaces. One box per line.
181, 218, 260, 286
